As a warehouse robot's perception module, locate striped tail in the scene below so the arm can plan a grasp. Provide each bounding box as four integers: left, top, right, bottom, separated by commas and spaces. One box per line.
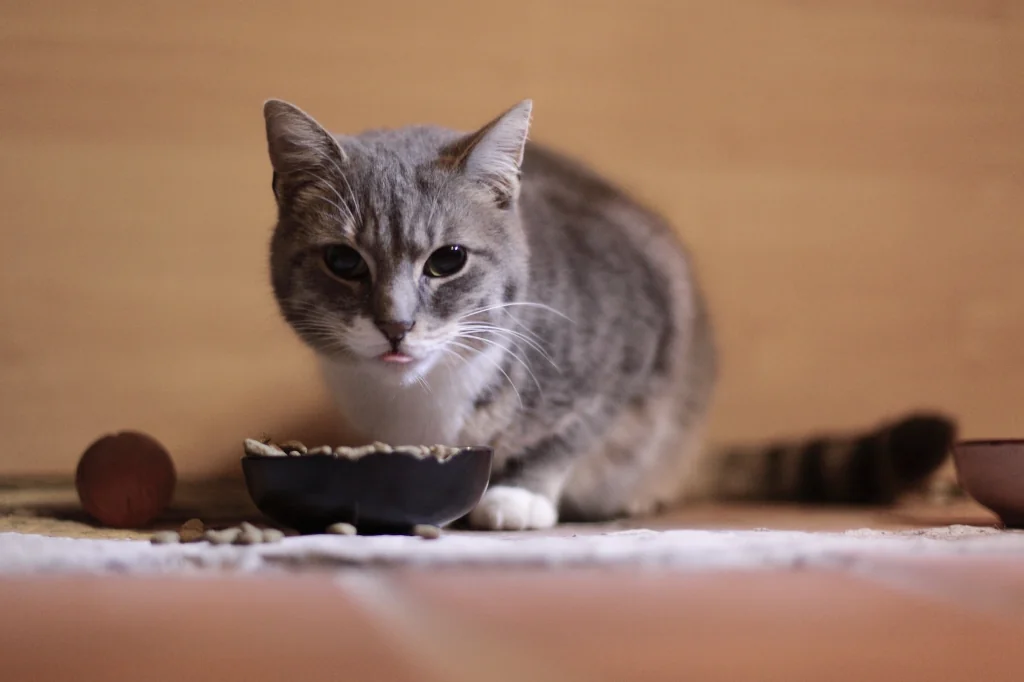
712, 412, 957, 504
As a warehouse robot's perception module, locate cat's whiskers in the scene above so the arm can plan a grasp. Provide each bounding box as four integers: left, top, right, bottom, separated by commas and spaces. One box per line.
458, 323, 559, 370
457, 332, 542, 394
288, 318, 348, 337
436, 346, 479, 397
291, 334, 350, 357
414, 374, 433, 395
456, 301, 574, 324
289, 324, 347, 346
459, 306, 548, 347
458, 321, 551, 355
445, 339, 523, 408
288, 311, 357, 356
497, 309, 549, 345
438, 345, 470, 370
286, 309, 342, 327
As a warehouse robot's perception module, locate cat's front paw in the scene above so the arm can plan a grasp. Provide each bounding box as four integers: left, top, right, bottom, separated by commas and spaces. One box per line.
468, 485, 558, 531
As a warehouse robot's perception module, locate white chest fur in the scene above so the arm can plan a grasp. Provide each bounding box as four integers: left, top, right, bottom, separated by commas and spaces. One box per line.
318, 349, 502, 446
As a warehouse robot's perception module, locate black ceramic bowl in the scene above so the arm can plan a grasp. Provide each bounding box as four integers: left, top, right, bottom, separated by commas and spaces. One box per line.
241, 447, 493, 534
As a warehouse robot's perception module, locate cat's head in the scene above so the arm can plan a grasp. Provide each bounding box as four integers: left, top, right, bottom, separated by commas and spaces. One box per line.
263, 99, 533, 385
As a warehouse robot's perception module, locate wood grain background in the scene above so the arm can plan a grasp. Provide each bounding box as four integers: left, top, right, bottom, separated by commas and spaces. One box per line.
1, 0, 1021, 476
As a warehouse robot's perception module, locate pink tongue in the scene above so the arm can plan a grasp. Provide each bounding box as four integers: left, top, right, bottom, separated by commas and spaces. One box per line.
380, 352, 413, 364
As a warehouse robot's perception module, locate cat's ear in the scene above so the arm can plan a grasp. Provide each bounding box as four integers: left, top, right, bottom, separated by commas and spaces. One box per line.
444, 99, 533, 208
263, 99, 346, 177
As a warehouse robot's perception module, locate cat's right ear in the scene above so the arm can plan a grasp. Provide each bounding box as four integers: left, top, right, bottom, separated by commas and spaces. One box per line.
442, 100, 533, 209
263, 99, 346, 179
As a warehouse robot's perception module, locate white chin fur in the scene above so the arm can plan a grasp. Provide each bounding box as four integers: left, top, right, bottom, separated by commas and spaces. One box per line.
317, 345, 503, 446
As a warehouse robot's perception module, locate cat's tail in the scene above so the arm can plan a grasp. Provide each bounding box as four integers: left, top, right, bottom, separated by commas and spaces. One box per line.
707, 411, 957, 504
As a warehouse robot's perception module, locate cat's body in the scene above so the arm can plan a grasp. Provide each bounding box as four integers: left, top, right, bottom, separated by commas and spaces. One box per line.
264, 99, 955, 530
316, 142, 716, 525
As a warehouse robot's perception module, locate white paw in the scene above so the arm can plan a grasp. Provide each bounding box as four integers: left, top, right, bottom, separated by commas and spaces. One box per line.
468, 486, 558, 531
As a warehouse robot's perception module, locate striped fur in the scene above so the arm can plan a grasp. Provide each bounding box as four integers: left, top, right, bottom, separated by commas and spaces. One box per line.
709, 413, 957, 504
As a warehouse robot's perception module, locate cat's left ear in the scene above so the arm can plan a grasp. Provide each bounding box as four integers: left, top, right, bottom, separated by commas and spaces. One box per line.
444, 100, 533, 209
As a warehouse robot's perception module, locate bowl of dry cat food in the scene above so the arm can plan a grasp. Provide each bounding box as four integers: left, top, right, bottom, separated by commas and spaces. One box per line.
241, 438, 493, 534
952, 439, 1024, 528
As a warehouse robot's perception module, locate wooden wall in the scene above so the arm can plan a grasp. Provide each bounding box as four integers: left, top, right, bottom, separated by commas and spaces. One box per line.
1, 0, 1021, 476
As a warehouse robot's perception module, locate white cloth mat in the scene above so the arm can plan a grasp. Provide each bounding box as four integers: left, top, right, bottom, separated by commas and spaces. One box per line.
1, 525, 1022, 575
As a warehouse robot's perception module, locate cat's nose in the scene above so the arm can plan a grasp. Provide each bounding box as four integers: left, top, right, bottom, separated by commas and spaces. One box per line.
375, 319, 415, 345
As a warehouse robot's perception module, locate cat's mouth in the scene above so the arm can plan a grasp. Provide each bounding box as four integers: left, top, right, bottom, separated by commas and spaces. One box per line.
377, 351, 415, 365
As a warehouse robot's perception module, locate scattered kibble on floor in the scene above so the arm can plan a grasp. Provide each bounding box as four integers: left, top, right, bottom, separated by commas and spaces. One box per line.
151, 521, 287, 546
261, 528, 285, 543
413, 524, 442, 540
150, 531, 180, 545
151, 519, 440, 544
178, 518, 205, 542
205, 527, 241, 545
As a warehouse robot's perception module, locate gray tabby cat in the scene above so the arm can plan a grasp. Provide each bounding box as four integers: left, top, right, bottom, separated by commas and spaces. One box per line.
263, 98, 956, 530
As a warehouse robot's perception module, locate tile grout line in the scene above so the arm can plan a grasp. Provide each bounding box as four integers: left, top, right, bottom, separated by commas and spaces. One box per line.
334, 570, 581, 682
842, 560, 1024, 624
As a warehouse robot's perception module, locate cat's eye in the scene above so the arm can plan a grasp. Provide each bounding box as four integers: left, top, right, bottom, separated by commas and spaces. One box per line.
424, 245, 467, 278
323, 245, 368, 281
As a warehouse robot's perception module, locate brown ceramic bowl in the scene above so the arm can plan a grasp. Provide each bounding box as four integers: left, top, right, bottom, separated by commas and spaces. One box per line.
952, 439, 1024, 528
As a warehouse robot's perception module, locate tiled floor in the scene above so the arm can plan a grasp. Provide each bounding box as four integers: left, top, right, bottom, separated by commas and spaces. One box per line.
0, 493, 1021, 681
1, 560, 1022, 682
394, 566, 1024, 681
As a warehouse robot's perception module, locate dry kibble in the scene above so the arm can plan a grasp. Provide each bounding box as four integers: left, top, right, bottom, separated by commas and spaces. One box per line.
280, 440, 307, 455
326, 522, 357, 536
178, 518, 205, 542
235, 529, 263, 545
234, 521, 263, 545
413, 524, 442, 540
431, 445, 460, 459
243, 439, 286, 457
150, 531, 180, 545
205, 527, 241, 545
248, 438, 460, 461
261, 528, 285, 543
179, 528, 204, 543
